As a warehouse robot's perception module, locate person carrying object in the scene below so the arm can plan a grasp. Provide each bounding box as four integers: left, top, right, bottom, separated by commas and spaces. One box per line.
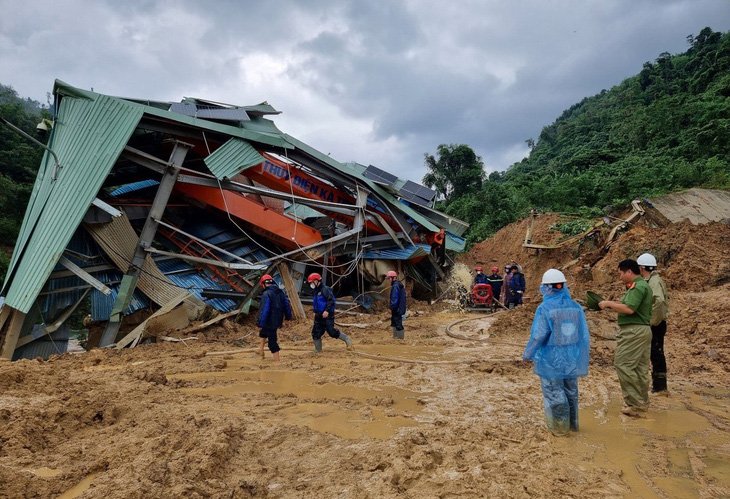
598, 259, 653, 417
523, 269, 590, 435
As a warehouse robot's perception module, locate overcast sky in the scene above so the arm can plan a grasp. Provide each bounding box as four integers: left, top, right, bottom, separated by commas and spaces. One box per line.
1, 1, 729, 183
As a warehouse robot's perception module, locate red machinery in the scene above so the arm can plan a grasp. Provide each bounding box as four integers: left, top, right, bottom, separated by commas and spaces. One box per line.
469, 284, 493, 308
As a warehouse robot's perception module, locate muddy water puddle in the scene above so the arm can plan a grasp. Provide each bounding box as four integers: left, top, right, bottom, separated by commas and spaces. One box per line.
29, 467, 62, 477
557, 395, 730, 498
171, 368, 427, 439
58, 472, 100, 499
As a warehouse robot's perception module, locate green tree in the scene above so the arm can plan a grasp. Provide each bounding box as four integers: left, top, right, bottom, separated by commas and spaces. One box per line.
422, 144, 485, 203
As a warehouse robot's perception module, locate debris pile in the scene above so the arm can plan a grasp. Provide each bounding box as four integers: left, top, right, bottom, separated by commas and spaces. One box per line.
0, 80, 467, 360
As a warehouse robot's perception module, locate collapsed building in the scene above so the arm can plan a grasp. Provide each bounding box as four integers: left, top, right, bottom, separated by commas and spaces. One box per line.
0, 80, 468, 360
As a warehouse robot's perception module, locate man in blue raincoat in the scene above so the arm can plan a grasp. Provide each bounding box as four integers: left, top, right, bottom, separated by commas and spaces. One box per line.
523, 269, 590, 435
386, 270, 407, 339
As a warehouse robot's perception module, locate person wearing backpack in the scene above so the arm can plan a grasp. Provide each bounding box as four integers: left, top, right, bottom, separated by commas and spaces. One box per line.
307, 273, 353, 353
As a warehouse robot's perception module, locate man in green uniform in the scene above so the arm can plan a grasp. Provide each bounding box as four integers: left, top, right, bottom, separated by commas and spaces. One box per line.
598, 259, 654, 417
637, 253, 670, 393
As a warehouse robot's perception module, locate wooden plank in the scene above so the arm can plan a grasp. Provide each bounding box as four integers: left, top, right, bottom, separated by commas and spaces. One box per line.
0, 308, 27, 360
179, 310, 238, 335
277, 262, 306, 320
15, 289, 90, 348
58, 256, 112, 296
114, 292, 191, 349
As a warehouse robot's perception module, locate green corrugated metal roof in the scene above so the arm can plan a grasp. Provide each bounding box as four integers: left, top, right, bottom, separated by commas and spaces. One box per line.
2, 90, 144, 313
204, 138, 264, 180
54, 81, 291, 150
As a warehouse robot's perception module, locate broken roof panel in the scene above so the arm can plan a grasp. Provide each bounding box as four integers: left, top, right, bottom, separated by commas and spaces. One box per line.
362, 244, 431, 260
647, 188, 730, 224
169, 102, 251, 121
204, 138, 265, 180
2, 92, 144, 313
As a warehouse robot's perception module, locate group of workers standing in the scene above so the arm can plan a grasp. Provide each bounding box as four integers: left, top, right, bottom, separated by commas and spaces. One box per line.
521, 252, 670, 435
473, 262, 526, 308
256, 270, 408, 362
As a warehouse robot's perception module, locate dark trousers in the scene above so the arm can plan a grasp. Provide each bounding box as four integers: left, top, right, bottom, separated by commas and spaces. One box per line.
650, 321, 667, 391
390, 310, 404, 331
259, 327, 280, 354
312, 316, 342, 340
507, 293, 523, 308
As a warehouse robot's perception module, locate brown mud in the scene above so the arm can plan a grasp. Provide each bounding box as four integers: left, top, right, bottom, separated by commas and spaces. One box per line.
1, 217, 729, 498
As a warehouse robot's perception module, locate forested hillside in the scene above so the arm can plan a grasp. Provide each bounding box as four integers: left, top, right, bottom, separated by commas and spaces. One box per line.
0, 84, 48, 286
429, 27, 730, 246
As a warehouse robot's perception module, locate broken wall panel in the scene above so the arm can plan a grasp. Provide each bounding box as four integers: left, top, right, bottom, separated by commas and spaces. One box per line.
2, 95, 144, 313
84, 214, 205, 318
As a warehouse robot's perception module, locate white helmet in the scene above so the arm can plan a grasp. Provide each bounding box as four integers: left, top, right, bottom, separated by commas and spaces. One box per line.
542, 269, 566, 284
637, 253, 657, 267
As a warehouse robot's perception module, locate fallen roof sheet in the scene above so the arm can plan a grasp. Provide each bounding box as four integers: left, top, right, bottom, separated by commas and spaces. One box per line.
647, 188, 730, 224
2, 93, 144, 313
362, 244, 431, 260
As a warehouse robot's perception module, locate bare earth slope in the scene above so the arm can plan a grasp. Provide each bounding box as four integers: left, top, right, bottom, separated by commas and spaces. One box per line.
1, 216, 728, 498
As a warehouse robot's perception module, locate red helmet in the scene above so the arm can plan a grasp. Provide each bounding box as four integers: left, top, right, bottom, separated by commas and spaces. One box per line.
307, 273, 322, 283
259, 274, 274, 287
491, 266, 499, 272
475, 267, 483, 271
386, 270, 398, 278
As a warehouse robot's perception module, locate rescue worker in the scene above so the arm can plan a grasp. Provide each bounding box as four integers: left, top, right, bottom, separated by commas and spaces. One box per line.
307, 273, 353, 353
486, 267, 503, 304
598, 259, 653, 417
500, 265, 511, 303
523, 269, 590, 435
637, 253, 670, 394
473, 267, 489, 285
506, 265, 526, 308
386, 270, 407, 339
257, 274, 292, 363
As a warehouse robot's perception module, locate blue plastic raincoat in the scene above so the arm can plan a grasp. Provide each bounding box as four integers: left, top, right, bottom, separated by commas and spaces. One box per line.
523, 285, 590, 379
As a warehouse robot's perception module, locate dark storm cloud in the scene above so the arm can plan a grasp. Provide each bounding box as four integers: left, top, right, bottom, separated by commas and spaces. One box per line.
1, 0, 729, 180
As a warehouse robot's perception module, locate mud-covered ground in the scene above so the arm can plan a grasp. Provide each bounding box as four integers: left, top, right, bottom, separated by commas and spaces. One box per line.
1, 218, 729, 498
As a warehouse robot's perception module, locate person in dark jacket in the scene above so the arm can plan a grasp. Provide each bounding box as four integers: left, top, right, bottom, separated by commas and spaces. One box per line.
257, 274, 292, 362
486, 267, 503, 304
473, 267, 489, 285
307, 273, 353, 353
386, 270, 407, 339
506, 265, 526, 308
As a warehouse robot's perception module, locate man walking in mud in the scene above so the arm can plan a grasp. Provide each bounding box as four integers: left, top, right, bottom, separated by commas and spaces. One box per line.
598, 259, 653, 417
386, 270, 407, 339
637, 253, 670, 394
307, 273, 353, 353
257, 274, 292, 363
523, 269, 590, 435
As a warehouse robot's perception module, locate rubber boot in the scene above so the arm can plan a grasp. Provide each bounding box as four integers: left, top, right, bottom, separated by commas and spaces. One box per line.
338, 332, 353, 350
311, 338, 323, 354
392, 327, 398, 339
395, 328, 405, 340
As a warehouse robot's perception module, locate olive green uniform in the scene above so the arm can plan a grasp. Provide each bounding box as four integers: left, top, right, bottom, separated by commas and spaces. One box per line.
647, 271, 670, 391
614, 277, 653, 410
